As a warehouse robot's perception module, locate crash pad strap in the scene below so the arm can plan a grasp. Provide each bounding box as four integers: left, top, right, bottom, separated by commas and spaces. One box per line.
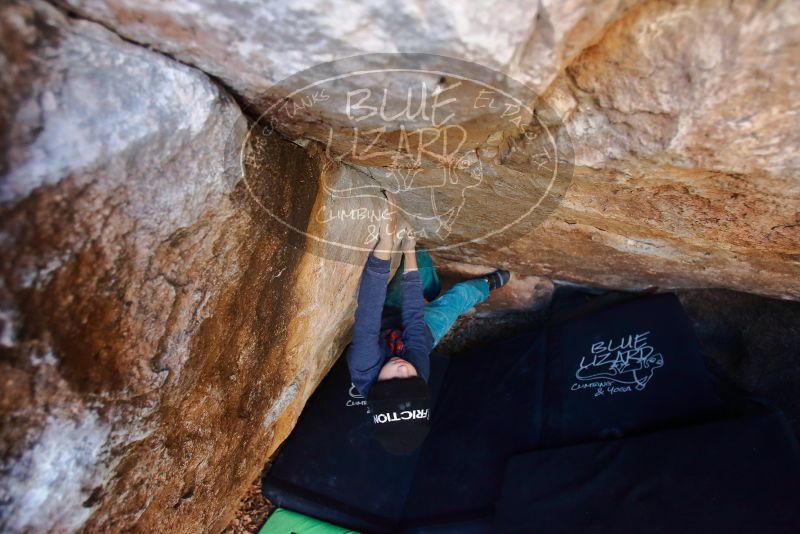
259, 508, 359, 534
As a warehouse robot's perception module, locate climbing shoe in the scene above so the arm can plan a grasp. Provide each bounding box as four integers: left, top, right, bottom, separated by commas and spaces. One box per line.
483, 269, 511, 291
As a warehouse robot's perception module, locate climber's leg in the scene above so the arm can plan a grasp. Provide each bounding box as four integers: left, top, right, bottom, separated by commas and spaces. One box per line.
384, 249, 441, 307
416, 249, 442, 301
423, 278, 490, 346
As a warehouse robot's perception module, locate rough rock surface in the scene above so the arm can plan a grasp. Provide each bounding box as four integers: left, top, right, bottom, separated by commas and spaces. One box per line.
0, 2, 370, 532
56, 0, 626, 102
470, 0, 800, 297
57, 0, 799, 298
2, 0, 799, 533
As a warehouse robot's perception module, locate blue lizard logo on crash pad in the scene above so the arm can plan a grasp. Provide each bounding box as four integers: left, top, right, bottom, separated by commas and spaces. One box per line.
573, 331, 664, 394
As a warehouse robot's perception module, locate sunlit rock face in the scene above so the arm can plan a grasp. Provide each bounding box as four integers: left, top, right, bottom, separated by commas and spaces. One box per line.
56, 0, 625, 103
0, 2, 372, 532
58, 0, 799, 297
508, 0, 799, 296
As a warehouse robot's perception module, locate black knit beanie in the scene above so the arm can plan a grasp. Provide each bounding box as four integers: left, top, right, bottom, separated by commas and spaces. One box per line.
367, 376, 431, 455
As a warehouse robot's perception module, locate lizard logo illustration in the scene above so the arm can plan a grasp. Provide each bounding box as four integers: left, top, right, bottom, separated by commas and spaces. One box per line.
348, 384, 364, 400
575, 332, 664, 391
428, 151, 484, 238
346, 383, 367, 408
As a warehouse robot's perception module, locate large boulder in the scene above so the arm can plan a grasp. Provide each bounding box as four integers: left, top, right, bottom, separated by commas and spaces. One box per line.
0, 2, 372, 531
474, 0, 799, 296
55, 0, 625, 100
56, 0, 799, 298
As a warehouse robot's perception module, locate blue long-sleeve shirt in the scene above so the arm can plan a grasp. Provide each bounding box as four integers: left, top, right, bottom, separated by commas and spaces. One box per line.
346, 253, 433, 396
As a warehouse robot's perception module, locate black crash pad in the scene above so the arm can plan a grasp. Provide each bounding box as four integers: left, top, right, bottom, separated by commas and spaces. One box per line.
262, 352, 449, 533
496, 410, 800, 533
402, 294, 729, 525
262, 294, 800, 532
538, 293, 727, 447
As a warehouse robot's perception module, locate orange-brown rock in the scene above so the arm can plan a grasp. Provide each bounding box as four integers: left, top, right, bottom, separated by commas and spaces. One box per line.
56, 0, 799, 298
0, 2, 371, 531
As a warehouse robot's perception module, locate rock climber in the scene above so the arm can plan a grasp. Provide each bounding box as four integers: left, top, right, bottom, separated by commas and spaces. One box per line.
346, 191, 510, 454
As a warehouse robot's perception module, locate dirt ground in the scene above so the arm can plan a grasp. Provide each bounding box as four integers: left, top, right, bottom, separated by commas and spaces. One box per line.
225, 286, 800, 532
222, 475, 273, 534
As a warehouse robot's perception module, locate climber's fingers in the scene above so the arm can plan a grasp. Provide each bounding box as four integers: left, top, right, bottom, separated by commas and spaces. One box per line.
383, 190, 398, 217
384, 190, 398, 225
379, 191, 398, 243
400, 226, 417, 252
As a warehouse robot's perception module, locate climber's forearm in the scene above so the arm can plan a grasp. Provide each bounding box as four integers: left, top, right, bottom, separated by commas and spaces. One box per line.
404, 250, 418, 272
373, 234, 393, 260
400, 269, 432, 381
346, 253, 390, 395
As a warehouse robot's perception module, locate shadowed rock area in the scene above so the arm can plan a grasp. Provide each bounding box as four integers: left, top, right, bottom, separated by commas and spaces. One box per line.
1, 0, 798, 532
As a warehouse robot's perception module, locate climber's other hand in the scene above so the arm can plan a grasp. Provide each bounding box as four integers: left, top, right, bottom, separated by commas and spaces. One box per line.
400, 228, 416, 253
380, 192, 398, 241
375, 191, 398, 259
